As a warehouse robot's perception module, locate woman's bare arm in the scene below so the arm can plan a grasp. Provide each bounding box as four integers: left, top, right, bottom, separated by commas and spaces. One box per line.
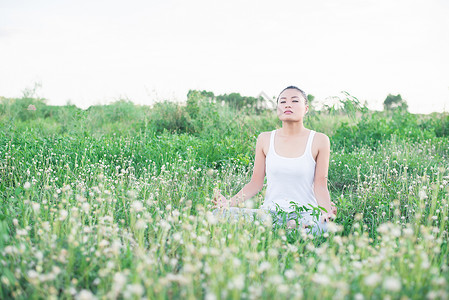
313, 133, 334, 219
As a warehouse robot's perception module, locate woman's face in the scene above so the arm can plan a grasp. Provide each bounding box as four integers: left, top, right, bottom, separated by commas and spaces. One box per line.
276, 89, 308, 122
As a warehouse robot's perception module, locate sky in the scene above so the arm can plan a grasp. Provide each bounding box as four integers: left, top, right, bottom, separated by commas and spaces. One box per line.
1, 0, 448, 113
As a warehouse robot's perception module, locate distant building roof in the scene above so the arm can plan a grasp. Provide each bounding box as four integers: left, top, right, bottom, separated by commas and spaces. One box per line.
257, 91, 276, 109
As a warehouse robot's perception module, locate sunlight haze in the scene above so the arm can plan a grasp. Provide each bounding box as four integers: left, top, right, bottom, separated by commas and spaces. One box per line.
1, 0, 448, 113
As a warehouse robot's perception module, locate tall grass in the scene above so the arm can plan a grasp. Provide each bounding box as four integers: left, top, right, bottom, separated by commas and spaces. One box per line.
0, 95, 448, 299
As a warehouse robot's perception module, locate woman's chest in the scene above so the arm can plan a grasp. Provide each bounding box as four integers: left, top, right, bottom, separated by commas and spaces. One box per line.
274, 135, 308, 158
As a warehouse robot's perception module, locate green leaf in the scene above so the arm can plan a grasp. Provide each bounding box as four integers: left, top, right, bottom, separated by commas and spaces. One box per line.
14, 187, 22, 197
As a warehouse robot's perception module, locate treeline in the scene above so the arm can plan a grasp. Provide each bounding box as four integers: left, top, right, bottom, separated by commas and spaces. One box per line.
1, 90, 448, 152
0, 90, 272, 137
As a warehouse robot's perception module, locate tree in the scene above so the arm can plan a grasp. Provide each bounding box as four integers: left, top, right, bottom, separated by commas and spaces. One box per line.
216, 93, 262, 110
307, 94, 315, 109
383, 94, 408, 111
187, 90, 214, 99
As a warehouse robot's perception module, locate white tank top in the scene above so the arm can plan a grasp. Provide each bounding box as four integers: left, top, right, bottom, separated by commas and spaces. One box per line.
261, 129, 318, 213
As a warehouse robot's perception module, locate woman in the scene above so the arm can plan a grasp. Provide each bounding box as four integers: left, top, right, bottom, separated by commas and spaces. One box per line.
213, 86, 337, 234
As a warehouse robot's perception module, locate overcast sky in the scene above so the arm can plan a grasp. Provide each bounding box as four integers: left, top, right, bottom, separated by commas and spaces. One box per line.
1, 0, 448, 113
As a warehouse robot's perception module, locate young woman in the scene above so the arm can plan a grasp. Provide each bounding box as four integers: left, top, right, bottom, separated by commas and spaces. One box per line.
213, 86, 337, 234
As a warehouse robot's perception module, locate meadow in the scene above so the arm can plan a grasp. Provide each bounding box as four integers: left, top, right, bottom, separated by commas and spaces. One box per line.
0, 92, 448, 299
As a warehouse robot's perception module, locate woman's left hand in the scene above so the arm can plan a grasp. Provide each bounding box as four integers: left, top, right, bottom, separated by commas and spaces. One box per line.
321, 212, 336, 223
330, 201, 337, 216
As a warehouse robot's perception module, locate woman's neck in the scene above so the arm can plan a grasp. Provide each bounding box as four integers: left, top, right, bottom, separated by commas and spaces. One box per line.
280, 121, 307, 136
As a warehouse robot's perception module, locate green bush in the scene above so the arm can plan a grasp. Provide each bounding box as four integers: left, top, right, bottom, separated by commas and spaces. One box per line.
332, 110, 438, 150
147, 101, 192, 134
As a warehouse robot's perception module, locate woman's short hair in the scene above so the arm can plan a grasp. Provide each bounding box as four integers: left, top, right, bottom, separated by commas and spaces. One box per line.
277, 86, 308, 105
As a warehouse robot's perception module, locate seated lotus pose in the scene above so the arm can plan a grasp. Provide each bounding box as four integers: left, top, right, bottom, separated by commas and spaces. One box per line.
213, 86, 337, 235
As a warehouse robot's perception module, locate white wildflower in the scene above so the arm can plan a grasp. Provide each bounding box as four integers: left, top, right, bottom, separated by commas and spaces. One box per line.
159, 220, 171, 231
312, 273, 330, 285
260, 213, 272, 227
62, 184, 71, 192
245, 199, 254, 209
76, 289, 97, 300
59, 209, 68, 221
113, 272, 127, 290
200, 247, 208, 255
421, 259, 430, 269
127, 190, 136, 198
383, 276, 401, 292
269, 275, 284, 285
125, 283, 144, 297
284, 269, 296, 280
4, 246, 15, 255
419, 190, 427, 200
42, 221, 50, 231
1, 276, 9, 286
354, 293, 364, 300
28, 270, 39, 280
16, 229, 27, 236
391, 226, 401, 237
172, 209, 180, 218
258, 261, 271, 273
377, 223, 389, 234
135, 219, 147, 230
278, 284, 289, 293
326, 222, 342, 233
81, 202, 90, 214
173, 232, 182, 242
131, 201, 144, 212
205, 291, 217, 300
248, 284, 263, 298
24, 182, 31, 190
206, 169, 215, 176
268, 248, 278, 257
231, 274, 245, 290
35, 251, 43, 261
101, 216, 113, 223
403, 227, 414, 236
206, 211, 218, 225
52, 266, 61, 276
31, 202, 40, 214
76, 194, 86, 203
110, 240, 122, 255
364, 273, 381, 287
98, 239, 109, 248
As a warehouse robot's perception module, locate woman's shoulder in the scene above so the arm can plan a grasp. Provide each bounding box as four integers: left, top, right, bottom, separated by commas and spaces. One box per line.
257, 131, 273, 138
311, 131, 330, 148
256, 131, 273, 153
312, 130, 329, 139
257, 131, 274, 142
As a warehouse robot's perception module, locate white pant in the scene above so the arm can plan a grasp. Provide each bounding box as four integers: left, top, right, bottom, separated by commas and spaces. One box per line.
212, 207, 327, 236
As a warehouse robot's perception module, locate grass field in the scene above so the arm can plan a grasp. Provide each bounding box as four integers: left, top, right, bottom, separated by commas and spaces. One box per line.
1, 94, 448, 299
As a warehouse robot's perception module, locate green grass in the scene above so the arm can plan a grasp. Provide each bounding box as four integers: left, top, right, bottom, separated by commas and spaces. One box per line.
0, 95, 448, 299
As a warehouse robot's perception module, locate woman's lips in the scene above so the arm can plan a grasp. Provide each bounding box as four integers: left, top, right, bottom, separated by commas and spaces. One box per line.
284, 110, 293, 114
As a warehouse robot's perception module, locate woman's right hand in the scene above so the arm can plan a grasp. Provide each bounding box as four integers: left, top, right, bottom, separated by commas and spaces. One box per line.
212, 189, 230, 208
